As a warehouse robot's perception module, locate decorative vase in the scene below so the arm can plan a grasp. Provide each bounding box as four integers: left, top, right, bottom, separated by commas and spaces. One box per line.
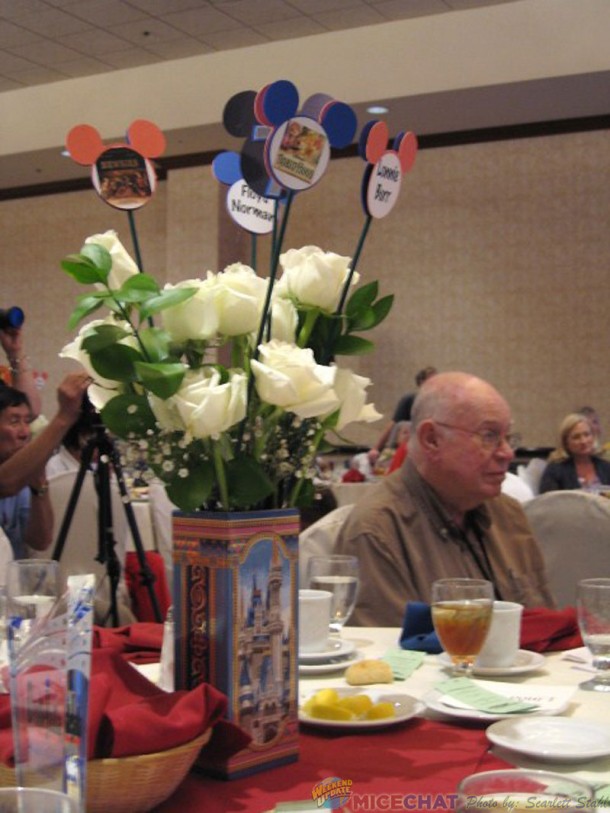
172, 508, 300, 779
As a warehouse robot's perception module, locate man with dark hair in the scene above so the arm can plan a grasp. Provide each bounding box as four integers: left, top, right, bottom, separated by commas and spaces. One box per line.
0, 373, 90, 558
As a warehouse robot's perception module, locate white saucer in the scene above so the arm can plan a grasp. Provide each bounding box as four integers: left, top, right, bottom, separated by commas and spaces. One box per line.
299, 688, 424, 730
299, 638, 356, 664
487, 717, 610, 762
298, 650, 361, 675
438, 649, 545, 676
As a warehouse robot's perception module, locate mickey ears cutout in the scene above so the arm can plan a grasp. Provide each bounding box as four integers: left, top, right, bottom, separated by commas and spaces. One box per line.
66, 120, 166, 166
359, 121, 418, 173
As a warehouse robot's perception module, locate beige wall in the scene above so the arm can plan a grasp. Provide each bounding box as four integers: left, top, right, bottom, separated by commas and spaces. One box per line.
1, 129, 608, 448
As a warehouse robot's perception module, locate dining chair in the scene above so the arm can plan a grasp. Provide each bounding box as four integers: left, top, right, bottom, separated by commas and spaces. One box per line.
523, 490, 610, 607
298, 504, 354, 586
42, 470, 136, 624
0, 527, 13, 586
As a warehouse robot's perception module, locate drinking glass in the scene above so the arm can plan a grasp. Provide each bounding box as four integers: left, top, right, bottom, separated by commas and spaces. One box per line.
431, 577, 493, 676
577, 577, 610, 692
0, 788, 78, 812
6, 560, 60, 637
456, 769, 596, 812
306, 555, 359, 633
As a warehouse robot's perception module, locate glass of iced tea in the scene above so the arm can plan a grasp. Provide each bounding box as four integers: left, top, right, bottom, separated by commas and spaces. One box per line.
456, 769, 596, 812
431, 577, 493, 676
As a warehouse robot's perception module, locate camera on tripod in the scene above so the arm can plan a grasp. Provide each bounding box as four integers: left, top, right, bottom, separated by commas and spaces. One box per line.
0, 307, 24, 331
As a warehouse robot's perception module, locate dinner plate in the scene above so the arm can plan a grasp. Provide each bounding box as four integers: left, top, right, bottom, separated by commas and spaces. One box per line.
299, 638, 356, 664
486, 717, 610, 761
298, 650, 361, 675
299, 688, 424, 730
438, 649, 545, 677
423, 682, 573, 723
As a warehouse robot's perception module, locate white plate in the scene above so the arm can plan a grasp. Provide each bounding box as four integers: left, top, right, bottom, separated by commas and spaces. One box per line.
487, 717, 610, 761
299, 638, 356, 664
423, 682, 573, 722
438, 649, 545, 676
298, 650, 361, 675
299, 688, 424, 730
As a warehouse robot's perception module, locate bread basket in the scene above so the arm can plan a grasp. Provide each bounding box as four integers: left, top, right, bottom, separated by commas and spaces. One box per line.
0, 728, 211, 813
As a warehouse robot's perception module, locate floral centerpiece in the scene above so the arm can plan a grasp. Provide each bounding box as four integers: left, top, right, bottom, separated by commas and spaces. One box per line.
60, 230, 392, 512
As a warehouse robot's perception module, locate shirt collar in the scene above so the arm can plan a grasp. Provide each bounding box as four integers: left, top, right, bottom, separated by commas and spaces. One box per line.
400, 458, 491, 540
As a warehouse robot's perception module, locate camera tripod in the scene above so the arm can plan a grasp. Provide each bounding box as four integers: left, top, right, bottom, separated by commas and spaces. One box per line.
52, 424, 162, 626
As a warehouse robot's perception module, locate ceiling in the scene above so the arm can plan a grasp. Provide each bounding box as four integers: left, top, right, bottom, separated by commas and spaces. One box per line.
0, 0, 519, 93
1, 0, 608, 194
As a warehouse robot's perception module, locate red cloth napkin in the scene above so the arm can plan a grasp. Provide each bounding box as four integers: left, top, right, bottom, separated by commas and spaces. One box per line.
124, 551, 172, 622
342, 468, 365, 483
93, 621, 164, 663
520, 606, 583, 652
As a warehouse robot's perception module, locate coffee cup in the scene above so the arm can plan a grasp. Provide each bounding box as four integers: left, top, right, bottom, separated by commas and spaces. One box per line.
299, 589, 332, 653
476, 600, 523, 668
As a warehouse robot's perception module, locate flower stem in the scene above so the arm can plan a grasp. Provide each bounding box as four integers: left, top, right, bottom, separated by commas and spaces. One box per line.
297, 309, 319, 348
213, 442, 229, 509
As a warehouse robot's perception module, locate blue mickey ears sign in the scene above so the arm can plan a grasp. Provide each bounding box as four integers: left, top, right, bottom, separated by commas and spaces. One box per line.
66, 120, 166, 211
359, 120, 418, 219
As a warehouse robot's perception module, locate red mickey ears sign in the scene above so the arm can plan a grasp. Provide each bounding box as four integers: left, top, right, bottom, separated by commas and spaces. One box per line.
66, 120, 166, 211
359, 120, 417, 219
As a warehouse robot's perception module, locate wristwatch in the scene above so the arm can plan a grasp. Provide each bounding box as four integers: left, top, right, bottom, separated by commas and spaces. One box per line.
30, 482, 49, 497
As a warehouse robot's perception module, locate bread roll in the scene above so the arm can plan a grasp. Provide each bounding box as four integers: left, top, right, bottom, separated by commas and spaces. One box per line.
345, 658, 393, 685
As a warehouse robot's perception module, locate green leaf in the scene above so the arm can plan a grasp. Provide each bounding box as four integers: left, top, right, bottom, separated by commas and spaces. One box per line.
134, 361, 185, 398
100, 393, 157, 439
346, 281, 378, 318
333, 335, 375, 355
293, 477, 315, 508
347, 306, 377, 332
117, 274, 160, 302
166, 460, 215, 512
81, 243, 112, 275
61, 249, 110, 285
138, 327, 174, 363
226, 457, 275, 508
67, 296, 105, 330
89, 344, 142, 382
370, 294, 394, 327
81, 324, 130, 352
139, 287, 198, 320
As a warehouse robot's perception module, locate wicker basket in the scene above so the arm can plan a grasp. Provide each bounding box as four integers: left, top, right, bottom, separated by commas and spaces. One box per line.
0, 728, 211, 813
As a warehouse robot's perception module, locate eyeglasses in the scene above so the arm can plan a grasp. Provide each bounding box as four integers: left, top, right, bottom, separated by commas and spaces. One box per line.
435, 421, 520, 451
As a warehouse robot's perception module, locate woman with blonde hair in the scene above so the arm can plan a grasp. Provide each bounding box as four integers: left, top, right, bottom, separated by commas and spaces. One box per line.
539, 412, 610, 493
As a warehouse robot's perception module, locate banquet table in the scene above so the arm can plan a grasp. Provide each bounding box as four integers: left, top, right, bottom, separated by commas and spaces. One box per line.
153, 627, 610, 813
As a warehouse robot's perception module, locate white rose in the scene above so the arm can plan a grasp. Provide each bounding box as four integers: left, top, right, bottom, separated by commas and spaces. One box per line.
85, 230, 139, 290
251, 340, 339, 419
268, 297, 298, 343
149, 368, 247, 439
276, 245, 358, 312
330, 367, 382, 431
160, 276, 219, 342
216, 263, 268, 336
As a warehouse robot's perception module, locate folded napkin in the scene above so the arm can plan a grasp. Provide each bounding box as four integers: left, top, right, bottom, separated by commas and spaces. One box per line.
399, 601, 442, 654
93, 621, 164, 663
520, 606, 583, 652
0, 625, 251, 766
341, 468, 366, 483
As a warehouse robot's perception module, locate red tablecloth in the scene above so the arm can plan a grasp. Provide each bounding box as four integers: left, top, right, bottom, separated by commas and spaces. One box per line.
154, 718, 512, 812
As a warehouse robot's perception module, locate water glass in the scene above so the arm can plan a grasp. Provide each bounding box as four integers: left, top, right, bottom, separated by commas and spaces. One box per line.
456, 769, 596, 812
431, 578, 493, 676
577, 577, 610, 692
0, 787, 79, 812
306, 555, 359, 633
6, 560, 60, 636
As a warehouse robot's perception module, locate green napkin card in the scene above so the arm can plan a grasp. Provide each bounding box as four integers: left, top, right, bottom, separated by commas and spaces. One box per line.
383, 648, 426, 680
436, 677, 538, 714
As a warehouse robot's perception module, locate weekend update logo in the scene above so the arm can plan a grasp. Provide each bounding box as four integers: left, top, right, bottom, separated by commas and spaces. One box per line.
312, 777, 353, 808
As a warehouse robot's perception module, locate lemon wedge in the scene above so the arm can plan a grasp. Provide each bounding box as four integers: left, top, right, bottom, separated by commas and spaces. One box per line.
365, 701, 396, 720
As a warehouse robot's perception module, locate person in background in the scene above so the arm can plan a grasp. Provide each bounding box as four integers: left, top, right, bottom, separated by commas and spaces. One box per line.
578, 405, 610, 460
539, 413, 610, 494
367, 366, 437, 466
335, 371, 554, 626
0, 322, 41, 419
0, 372, 91, 497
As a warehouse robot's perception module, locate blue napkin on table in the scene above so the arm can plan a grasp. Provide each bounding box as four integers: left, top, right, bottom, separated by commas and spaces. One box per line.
399, 601, 442, 654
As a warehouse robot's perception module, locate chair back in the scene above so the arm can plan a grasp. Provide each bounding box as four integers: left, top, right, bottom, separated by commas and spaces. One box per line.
45, 470, 135, 624
0, 527, 13, 586
524, 490, 610, 607
299, 504, 354, 586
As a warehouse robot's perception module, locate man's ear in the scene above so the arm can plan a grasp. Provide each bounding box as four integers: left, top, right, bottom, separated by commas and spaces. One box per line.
417, 419, 440, 455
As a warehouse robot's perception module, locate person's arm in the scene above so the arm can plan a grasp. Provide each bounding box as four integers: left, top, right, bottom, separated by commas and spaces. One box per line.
0, 372, 90, 497
23, 477, 53, 551
0, 327, 42, 418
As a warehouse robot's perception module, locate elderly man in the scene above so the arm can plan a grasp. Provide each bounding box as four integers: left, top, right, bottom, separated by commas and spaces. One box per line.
336, 371, 555, 626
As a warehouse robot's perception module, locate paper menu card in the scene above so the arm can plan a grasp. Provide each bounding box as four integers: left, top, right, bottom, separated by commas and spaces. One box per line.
436, 677, 575, 715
